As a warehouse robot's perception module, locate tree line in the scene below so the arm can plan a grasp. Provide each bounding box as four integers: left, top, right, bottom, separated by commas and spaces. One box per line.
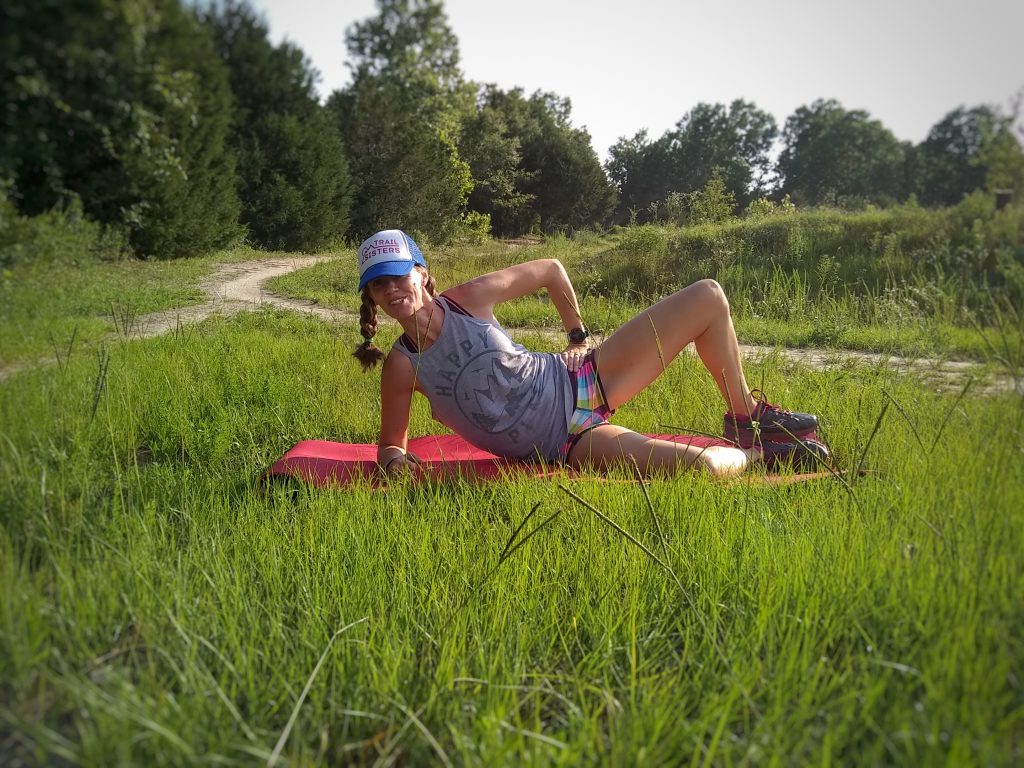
2, 0, 1022, 260
609, 98, 1024, 224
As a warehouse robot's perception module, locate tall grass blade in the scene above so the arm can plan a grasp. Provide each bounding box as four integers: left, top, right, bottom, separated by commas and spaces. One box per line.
774, 422, 860, 504
629, 457, 671, 562
48, 325, 77, 374
853, 399, 890, 481
658, 424, 730, 443
439, 504, 564, 633
558, 484, 758, 714
966, 311, 1008, 367
648, 315, 668, 374
267, 616, 368, 768
558, 485, 669, 571
882, 389, 926, 455
931, 376, 973, 451
392, 701, 454, 768
491, 509, 564, 575
88, 344, 110, 425
499, 501, 542, 562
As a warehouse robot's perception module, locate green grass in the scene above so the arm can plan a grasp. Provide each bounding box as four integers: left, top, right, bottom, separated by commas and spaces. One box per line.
732, 316, 1004, 361
2, 215, 1022, 763
611, 196, 1024, 312
0, 245, 264, 368
2, 305, 1022, 765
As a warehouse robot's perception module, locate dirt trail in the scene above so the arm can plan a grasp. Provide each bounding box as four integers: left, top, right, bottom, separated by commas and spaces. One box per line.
2, 256, 1020, 394
130, 256, 348, 336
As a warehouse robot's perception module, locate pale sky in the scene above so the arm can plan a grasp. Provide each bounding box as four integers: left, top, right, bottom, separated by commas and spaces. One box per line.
250, 0, 1024, 162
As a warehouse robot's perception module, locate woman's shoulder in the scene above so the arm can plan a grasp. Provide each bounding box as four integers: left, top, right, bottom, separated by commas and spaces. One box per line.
440, 287, 502, 327
381, 347, 423, 398
438, 291, 475, 318
382, 344, 416, 376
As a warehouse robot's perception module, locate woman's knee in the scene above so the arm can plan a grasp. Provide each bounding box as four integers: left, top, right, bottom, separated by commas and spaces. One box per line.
690, 278, 729, 313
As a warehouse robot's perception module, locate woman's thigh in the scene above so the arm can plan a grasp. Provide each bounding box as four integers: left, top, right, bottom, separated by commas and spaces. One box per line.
592, 280, 724, 410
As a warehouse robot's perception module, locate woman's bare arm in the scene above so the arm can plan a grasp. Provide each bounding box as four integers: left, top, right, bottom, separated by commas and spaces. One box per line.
444, 259, 584, 332
377, 350, 422, 475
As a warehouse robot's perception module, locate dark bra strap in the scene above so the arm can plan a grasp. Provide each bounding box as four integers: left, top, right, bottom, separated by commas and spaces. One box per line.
439, 293, 473, 317
397, 295, 475, 353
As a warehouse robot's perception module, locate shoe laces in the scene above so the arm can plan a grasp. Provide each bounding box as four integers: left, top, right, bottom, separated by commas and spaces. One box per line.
750, 389, 790, 419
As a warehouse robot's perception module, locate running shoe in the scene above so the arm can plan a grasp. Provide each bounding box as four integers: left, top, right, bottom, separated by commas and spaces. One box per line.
724, 389, 819, 448
758, 437, 831, 472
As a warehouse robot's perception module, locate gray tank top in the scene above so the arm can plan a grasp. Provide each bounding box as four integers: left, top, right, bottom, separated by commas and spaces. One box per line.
390, 296, 573, 461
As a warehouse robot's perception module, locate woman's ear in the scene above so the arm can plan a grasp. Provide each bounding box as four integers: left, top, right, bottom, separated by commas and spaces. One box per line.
419, 268, 436, 297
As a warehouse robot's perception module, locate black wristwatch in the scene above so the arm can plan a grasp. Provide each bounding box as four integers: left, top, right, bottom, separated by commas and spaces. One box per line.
567, 327, 589, 345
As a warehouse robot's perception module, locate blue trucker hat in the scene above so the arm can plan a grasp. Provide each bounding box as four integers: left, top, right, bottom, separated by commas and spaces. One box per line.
357, 229, 427, 291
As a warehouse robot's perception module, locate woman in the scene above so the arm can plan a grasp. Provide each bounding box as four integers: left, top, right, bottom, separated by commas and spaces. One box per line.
353, 229, 828, 478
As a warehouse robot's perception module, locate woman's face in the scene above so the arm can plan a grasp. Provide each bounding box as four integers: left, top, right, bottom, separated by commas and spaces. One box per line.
367, 268, 429, 319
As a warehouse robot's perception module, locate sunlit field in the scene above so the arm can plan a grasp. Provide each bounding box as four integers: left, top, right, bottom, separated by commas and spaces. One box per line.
2, 236, 1022, 765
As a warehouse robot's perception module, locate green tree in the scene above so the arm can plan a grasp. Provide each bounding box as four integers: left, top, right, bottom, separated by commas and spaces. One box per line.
202, 1, 351, 250
606, 101, 776, 223
333, 0, 472, 241
605, 130, 673, 224
665, 101, 777, 204
915, 106, 1024, 206
478, 88, 615, 234
330, 77, 472, 241
687, 168, 737, 225
345, 0, 475, 138
1, 0, 243, 258
458, 86, 536, 236
777, 99, 908, 208
346, 0, 461, 94
979, 128, 1024, 197
523, 93, 616, 233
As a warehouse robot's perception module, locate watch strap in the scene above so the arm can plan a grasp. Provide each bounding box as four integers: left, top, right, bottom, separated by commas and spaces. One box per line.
567, 327, 589, 344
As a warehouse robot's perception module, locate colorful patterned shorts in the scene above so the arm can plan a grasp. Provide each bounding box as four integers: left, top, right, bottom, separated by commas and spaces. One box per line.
562, 352, 615, 460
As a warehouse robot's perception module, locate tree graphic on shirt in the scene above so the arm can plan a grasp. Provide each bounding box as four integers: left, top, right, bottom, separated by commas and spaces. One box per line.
465, 355, 531, 433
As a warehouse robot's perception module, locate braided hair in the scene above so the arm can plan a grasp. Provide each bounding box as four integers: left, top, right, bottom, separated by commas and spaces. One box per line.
353, 270, 437, 371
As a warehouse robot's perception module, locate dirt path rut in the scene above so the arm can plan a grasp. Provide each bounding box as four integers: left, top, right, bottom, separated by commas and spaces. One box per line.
131, 256, 348, 336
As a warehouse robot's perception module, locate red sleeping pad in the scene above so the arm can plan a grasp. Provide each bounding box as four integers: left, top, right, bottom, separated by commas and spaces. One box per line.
263, 433, 818, 488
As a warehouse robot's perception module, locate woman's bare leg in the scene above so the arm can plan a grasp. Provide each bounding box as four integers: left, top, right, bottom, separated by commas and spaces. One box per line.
567, 424, 754, 477
593, 279, 756, 415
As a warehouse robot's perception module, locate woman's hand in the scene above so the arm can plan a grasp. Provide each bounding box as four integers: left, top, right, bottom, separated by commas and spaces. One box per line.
382, 451, 424, 479
561, 342, 589, 372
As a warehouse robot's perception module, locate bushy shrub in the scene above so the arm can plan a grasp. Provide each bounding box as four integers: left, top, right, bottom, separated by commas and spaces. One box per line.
455, 210, 492, 244
0, 187, 127, 269
596, 195, 1024, 318
745, 195, 797, 219
687, 169, 737, 225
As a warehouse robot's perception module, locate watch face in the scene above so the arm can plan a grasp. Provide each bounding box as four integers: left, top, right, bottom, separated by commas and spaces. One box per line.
568, 328, 587, 344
